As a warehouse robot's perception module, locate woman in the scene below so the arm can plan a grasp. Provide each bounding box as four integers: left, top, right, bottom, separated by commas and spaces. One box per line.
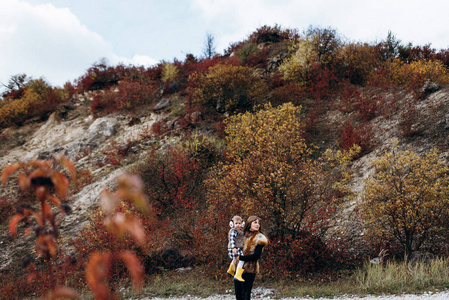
234, 216, 268, 300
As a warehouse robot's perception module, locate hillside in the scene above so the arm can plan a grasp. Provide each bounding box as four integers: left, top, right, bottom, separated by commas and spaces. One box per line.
1, 25, 449, 298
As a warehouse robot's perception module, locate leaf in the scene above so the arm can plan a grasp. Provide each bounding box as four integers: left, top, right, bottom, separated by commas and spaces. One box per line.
32, 211, 44, 227
58, 155, 77, 182
47, 196, 61, 208
35, 233, 58, 257
51, 172, 69, 198
104, 214, 146, 246
86, 252, 112, 299
122, 216, 146, 247
29, 168, 50, 181
100, 188, 118, 215
119, 251, 143, 292
36, 186, 49, 201
42, 202, 54, 224
116, 174, 143, 199
28, 159, 51, 169
17, 173, 30, 190
116, 174, 150, 215
132, 194, 150, 216
1, 163, 23, 185
9, 214, 24, 236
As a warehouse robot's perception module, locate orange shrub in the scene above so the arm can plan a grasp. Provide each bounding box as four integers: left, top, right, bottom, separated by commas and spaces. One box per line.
369, 58, 449, 93
188, 63, 268, 114
0, 78, 70, 128
337, 43, 382, 85
402, 59, 449, 97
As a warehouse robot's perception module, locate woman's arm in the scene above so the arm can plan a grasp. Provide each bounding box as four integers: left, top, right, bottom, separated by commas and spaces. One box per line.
239, 244, 263, 262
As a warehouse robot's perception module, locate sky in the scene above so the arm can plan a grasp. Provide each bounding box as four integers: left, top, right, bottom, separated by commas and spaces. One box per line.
1, 0, 449, 90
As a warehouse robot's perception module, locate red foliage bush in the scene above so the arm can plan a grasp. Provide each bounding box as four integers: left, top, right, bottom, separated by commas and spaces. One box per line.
338, 83, 379, 121
90, 77, 156, 116
403, 44, 436, 63
306, 65, 339, 100
270, 82, 305, 107
133, 138, 223, 259
180, 54, 223, 78
338, 81, 361, 113
264, 233, 332, 277
434, 48, 449, 67
76, 62, 149, 92
356, 94, 379, 122
398, 100, 418, 137
338, 120, 375, 154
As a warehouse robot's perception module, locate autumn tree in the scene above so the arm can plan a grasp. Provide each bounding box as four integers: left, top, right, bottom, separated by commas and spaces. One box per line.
378, 31, 402, 61
0, 77, 71, 128
304, 26, 341, 66
188, 63, 268, 114
1, 73, 29, 100
359, 140, 449, 254
336, 42, 382, 85
202, 32, 217, 59
279, 26, 340, 85
279, 39, 317, 84
206, 103, 352, 239
134, 133, 224, 253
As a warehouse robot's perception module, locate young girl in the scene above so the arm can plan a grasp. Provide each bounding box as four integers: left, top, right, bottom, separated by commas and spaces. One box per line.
227, 215, 246, 281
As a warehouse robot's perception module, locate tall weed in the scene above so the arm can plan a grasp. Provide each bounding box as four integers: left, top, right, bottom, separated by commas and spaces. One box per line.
356, 258, 449, 294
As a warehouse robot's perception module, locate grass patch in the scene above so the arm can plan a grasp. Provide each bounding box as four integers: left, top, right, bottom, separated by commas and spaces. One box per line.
126, 259, 449, 299
137, 269, 230, 298
271, 277, 361, 299
19, 260, 449, 299
355, 257, 449, 295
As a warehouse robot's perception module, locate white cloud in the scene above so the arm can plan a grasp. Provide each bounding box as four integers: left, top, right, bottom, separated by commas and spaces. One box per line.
191, 0, 449, 51
0, 0, 157, 89
112, 54, 158, 68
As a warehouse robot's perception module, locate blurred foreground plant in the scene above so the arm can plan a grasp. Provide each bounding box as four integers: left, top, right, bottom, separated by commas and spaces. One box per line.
86, 174, 151, 299
2, 155, 78, 299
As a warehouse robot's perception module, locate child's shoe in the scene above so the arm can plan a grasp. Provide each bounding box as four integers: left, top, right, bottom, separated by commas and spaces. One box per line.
227, 262, 235, 276
234, 267, 245, 282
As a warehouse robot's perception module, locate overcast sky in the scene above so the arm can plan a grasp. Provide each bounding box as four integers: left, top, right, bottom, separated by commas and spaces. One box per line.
1, 0, 449, 90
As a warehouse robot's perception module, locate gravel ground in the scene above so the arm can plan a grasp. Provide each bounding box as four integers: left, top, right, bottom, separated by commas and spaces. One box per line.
140, 287, 449, 300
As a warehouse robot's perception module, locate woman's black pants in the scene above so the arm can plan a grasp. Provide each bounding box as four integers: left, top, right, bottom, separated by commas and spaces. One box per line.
234, 273, 256, 300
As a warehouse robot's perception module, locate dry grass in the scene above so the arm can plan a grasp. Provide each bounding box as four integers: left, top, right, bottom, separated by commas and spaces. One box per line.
355, 257, 449, 295
120, 259, 449, 299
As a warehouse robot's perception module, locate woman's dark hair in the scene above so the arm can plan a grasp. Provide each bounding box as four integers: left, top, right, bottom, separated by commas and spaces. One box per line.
244, 215, 262, 234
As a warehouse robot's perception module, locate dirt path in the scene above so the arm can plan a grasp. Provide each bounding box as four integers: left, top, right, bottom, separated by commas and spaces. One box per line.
140, 287, 449, 299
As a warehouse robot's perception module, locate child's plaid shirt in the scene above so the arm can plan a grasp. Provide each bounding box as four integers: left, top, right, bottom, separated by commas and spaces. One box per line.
228, 229, 244, 259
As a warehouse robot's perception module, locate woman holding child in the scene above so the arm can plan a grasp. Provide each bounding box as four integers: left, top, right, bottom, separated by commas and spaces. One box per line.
230, 215, 268, 300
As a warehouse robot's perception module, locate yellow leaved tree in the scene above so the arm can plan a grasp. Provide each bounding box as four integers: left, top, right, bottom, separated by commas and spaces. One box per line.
359, 140, 449, 254
206, 103, 355, 239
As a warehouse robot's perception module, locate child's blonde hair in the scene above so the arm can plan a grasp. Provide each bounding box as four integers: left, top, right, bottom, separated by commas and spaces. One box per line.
232, 215, 243, 223
230, 215, 243, 228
